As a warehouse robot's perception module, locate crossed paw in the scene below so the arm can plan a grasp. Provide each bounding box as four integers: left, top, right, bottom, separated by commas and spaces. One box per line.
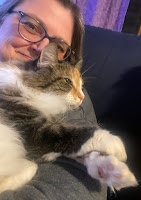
85, 151, 138, 191
92, 129, 127, 162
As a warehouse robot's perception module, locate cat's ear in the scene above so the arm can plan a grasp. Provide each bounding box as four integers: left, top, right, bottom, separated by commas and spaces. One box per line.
37, 43, 58, 68
75, 59, 83, 71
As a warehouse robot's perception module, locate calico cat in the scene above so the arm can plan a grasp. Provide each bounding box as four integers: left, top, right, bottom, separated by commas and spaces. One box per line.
0, 43, 138, 193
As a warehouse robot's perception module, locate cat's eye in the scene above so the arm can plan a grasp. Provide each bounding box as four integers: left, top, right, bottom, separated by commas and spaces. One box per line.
64, 78, 72, 85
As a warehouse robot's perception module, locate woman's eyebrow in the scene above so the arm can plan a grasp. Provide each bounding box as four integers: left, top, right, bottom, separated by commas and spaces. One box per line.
27, 12, 46, 29
26, 12, 67, 42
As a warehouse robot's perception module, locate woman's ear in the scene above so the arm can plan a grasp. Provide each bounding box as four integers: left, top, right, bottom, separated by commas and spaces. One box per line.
37, 43, 58, 68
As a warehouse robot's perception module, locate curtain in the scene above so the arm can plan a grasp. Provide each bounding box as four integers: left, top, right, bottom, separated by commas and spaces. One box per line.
76, 0, 130, 32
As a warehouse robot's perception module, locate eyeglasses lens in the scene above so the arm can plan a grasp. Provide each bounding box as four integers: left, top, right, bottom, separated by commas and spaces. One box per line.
51, 38, 71, 60
19, 15, 45, 42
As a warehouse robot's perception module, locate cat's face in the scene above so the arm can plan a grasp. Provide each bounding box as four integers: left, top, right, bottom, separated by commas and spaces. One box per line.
22, 44, 85, 109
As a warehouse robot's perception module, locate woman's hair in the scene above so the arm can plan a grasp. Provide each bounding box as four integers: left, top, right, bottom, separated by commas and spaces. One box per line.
0, 0, 84, 63
58, 0, 84, 63
0, 0, 24, 23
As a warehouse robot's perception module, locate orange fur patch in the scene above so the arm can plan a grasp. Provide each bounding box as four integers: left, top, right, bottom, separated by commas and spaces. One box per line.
71, 68, 84, 101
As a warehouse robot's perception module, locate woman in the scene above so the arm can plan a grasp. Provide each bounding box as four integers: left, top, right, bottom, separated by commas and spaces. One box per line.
0, 0, 107, 199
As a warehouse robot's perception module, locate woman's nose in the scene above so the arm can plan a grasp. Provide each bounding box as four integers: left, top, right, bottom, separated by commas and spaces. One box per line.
30, 38, 50, 54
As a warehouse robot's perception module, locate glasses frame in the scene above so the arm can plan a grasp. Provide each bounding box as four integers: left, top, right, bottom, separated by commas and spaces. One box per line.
9, 10, 72, 60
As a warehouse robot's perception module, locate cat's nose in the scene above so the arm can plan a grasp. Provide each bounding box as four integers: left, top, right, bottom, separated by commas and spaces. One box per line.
78, 92, 85, 101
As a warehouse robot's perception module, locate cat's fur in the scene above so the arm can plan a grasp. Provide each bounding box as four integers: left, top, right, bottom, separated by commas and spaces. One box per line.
0, 44, 138, 193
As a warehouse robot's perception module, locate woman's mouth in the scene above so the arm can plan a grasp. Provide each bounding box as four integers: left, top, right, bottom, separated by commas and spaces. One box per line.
19, 53, 33, 61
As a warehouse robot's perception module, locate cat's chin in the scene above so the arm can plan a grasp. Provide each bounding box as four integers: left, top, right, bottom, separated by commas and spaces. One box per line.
69, 102, 81, 110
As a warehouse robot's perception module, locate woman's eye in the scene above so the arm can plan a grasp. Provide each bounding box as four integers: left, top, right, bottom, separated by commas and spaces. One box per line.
23, 22, 35, 29
27, 22, 35, 30
22, 22, 39, 34
57, 44, 65, 53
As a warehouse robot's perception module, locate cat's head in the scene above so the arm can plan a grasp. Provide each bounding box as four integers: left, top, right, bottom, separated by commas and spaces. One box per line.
22, 43, 85, 109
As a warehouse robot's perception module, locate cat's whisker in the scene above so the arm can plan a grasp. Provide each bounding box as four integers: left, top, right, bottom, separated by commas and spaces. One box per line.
83, 76, 97, 80
83, 76, 98, 85
57, 114, 66, 122
110, 186, 116, 194
83, 76, 96, 78
109, 187, 118, 197
81, 63, 96, 76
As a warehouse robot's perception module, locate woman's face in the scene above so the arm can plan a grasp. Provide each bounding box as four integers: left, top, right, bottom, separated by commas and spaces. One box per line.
0, 0, 74, 61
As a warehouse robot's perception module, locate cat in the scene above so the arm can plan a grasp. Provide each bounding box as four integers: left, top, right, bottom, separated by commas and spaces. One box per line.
0, 43, 138, 194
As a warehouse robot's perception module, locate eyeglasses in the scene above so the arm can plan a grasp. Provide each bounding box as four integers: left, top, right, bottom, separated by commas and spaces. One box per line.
9, 10, 72, 61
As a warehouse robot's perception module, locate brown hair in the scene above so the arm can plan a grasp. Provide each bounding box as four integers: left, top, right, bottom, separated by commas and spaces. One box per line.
0, 0, 84, 62
58, 0, 84, 62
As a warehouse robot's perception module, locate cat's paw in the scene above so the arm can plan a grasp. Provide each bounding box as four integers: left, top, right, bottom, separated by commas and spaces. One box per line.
92, 130, 127, 161
85, 152, 138, 191
42, 152, 61, 161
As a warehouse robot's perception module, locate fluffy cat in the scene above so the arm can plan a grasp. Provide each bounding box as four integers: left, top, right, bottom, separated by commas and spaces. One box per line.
0, 44, 138, 193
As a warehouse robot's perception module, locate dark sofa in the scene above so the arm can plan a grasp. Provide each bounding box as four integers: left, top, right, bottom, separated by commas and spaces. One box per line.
83, 25, 141, 200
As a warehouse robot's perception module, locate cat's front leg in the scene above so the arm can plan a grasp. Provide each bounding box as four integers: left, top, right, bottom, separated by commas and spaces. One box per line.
37, 123, 126, 162
74, 129, 127, 162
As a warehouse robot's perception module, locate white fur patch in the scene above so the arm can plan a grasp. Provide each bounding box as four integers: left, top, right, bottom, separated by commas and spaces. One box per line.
0, 121, 38, 193
0, 64, 21, 86
0, 122, 26, 175
0, 159, 37, 193
71, 129, 127, 162
0, 64, 68, 116
19, 84, 68, 116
